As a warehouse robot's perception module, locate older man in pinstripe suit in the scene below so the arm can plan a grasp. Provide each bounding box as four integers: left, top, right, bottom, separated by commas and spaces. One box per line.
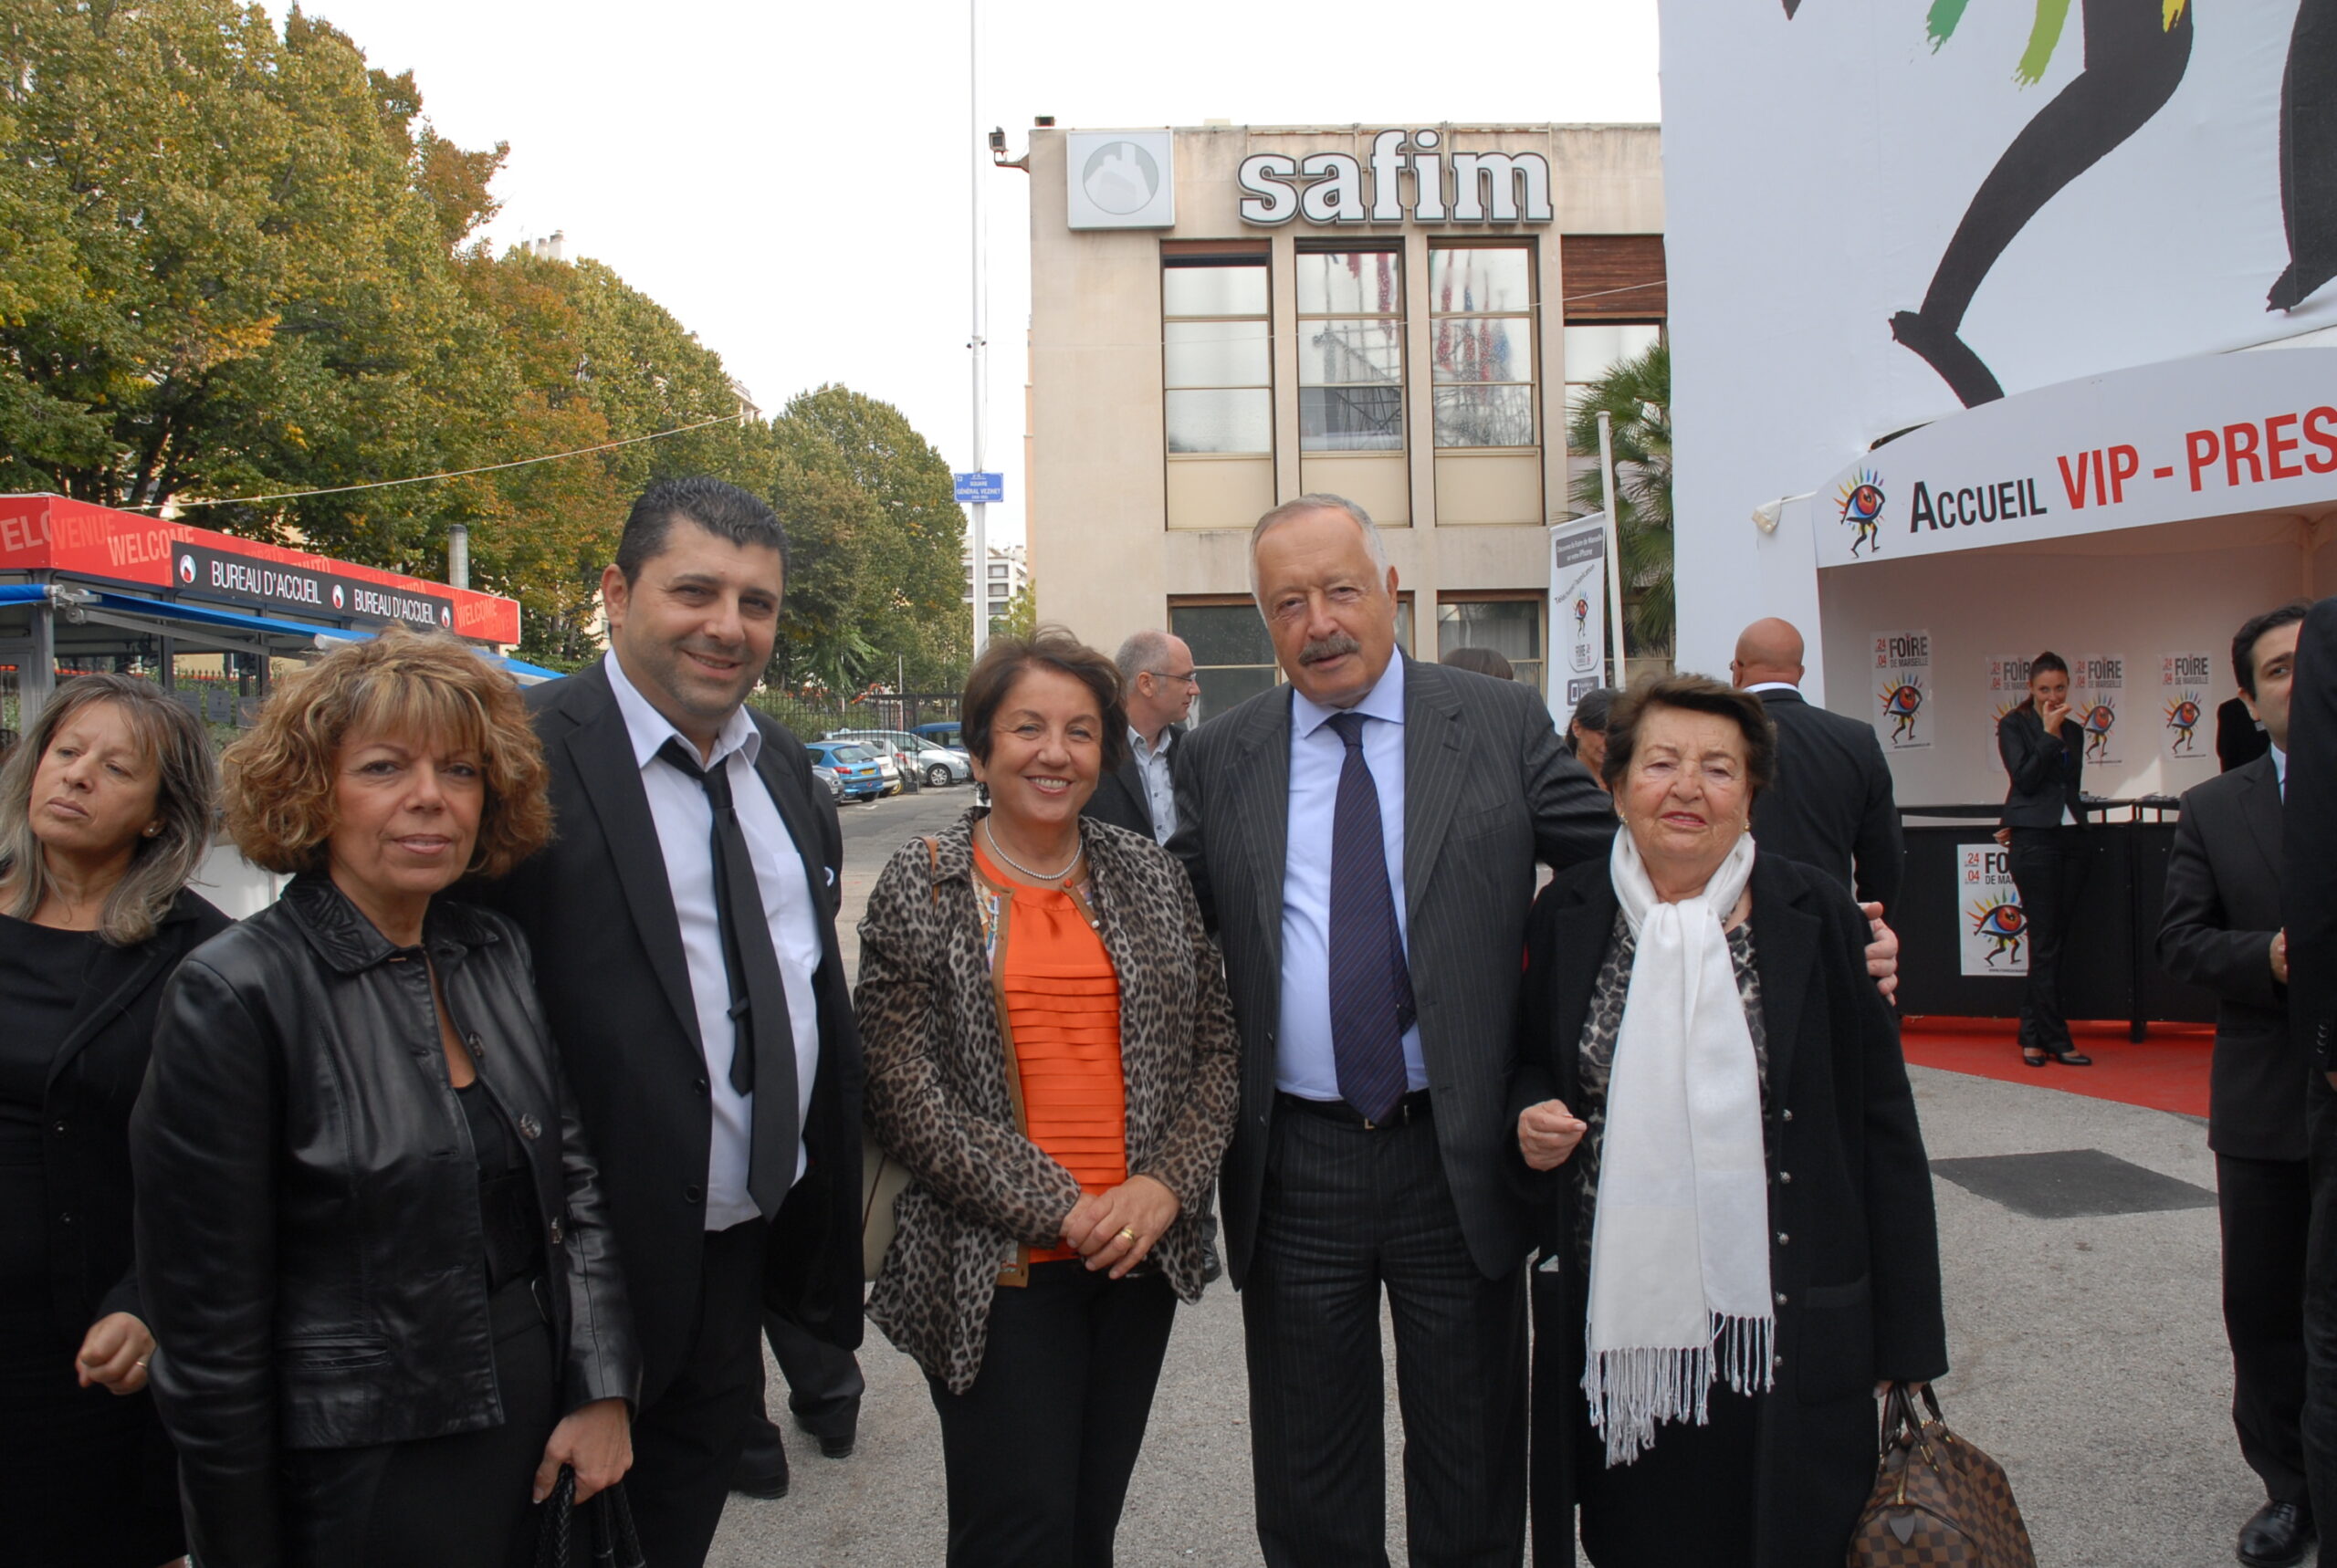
1168, 496, 1616, 1567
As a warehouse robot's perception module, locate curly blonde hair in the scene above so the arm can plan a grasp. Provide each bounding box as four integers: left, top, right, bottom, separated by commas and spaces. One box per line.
222, 625, 552, 878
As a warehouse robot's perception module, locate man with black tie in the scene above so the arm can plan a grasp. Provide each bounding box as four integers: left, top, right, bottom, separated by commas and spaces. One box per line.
482, 477, 862, 1567
2162, 601, 2312, 1568
1730, 616, 1904, 913
1166, 494, 1613, 1565
1084, 629, 1196, 843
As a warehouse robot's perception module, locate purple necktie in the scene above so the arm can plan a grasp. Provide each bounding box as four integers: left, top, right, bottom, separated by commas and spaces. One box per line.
1326, 712, 1416, 1124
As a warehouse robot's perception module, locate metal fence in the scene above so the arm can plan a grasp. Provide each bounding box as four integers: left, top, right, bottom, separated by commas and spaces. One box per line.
746, 690, 962, 742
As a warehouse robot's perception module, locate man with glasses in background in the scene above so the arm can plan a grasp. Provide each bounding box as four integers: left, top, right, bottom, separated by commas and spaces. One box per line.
1085, 629, 1199, 844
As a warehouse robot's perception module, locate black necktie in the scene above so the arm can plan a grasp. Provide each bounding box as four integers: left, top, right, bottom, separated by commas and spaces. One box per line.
1325, 712, 1415, 1124
659, 738, 799, 1217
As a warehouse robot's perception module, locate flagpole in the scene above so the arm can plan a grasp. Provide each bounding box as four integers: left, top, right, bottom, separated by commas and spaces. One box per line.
1597, 410, 1628, 689
968, 0, 989, 660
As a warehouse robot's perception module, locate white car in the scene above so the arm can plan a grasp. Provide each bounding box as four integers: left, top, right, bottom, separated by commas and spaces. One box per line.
826, 729, 972, 789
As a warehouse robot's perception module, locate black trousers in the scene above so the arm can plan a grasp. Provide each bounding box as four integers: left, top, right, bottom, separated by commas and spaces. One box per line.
2008, 826, 2087, 1053
629, 1217, 770, 1568
751, 1305, 864, 1447
2221, 1153, 2312, 1508
278, 1274, 557, 1568
2301, 1077, 2337, 1562
1244, 1099, 1528, 1568
0, 1304, 184, 1568
926, 1259, 1177, 1568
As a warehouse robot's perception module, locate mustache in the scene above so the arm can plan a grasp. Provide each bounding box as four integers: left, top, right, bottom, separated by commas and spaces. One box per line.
1298, 633, 1361, 665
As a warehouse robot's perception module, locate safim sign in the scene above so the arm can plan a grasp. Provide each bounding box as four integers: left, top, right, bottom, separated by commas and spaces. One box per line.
1239, 131, 1554, 227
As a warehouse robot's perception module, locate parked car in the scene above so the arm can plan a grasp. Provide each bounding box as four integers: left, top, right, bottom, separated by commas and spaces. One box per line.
812, 763, 844, 802
827, 728, 972, 789
804, 741, 886, 800
913, 720, 968, 755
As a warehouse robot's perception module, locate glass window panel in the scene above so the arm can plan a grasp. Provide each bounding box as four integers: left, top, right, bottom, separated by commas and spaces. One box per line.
1296, 250, 1401, 316
1163, 263, 1268, 318
1165, 320, 1271, 388
1432, 384, 1536, 448
1430, 318, 1533, 386
1298, 318, 1402, 389
1172, 603, 1275, 667
1190, 664, 1276, 723
1564, 323, 1661, 386
1299, 386, 1404, 451
1436, 600, 1541, 661
1430, 246, 1533, 313
1166, 388, 1272, 454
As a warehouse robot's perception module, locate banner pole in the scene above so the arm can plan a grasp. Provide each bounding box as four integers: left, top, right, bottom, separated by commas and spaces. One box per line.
1597, 410, 1628, 688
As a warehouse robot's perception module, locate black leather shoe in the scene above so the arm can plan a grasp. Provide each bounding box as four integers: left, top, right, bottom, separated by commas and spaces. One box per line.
2239, 1500, 2313, 1568
730, 1418, 790, 1500
795, 1414, 855, 1460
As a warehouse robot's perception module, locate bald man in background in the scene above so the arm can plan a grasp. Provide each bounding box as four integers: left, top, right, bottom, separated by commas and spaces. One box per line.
1732, 617, 1906, 915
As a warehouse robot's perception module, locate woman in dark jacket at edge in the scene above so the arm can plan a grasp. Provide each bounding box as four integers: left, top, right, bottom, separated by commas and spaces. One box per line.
0, 674, 228, 1567
1510, 674, 1946, 1567
1997, 651, 2091, 1067
132, 627, 638, 1568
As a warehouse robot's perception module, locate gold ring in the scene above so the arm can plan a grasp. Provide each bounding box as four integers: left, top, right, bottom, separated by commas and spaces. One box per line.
1117, 1226, 1137, 1243
134, 1357, 150, 1368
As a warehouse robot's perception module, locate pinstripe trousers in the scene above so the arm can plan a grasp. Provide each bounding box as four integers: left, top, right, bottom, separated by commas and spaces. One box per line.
1243, 1100, 1528, 1567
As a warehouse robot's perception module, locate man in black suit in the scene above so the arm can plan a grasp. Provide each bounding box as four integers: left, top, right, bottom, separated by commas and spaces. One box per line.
2163, 601, 2313, 1568
1731, 616, 1904, 914
2286, 596, 2337, 1568
1084, 629, 1195, 843
482, 477, 862, 1567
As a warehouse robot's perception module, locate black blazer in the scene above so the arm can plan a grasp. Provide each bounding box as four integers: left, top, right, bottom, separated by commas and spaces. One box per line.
479, 661, 865, 1406
1997, 704, 2086, 828
30, 886, 228, 1343
1512, 853, 1947, 1568
1748, 687, 1904, 914
2287, 597, 2337, 1071
1082, 724, 1181, 841
2158, 754, 2301, 1160
1168, 654, 1615, 1286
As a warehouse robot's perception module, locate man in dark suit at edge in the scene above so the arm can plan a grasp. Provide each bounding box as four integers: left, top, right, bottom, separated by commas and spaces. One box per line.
1731, 616, 1904, 914
2283, 595, 2337, 1568
1084, 628, 1197, 843
2163, 601, 2313, 1568
481, 477, 862, 1567
1168, 496, 1902, 1566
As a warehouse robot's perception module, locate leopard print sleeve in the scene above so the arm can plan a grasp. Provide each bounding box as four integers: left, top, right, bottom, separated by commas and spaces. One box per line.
857, 840, 1084, 1247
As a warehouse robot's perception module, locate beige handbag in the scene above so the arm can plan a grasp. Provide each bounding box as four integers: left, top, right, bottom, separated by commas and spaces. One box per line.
860, 1124, 910, 1282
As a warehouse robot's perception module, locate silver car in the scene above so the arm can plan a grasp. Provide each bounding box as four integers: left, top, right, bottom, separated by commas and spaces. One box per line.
826, 729, 972, 789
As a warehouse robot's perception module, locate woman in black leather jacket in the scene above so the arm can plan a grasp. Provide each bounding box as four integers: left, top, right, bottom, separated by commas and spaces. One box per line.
132, 627, 639, 1568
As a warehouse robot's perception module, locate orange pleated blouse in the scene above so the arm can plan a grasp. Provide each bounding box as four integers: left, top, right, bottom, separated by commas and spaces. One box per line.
973, 841, 1128, 1263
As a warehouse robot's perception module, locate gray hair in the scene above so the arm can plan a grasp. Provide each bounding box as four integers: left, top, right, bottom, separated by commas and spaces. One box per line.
1115, 629, 1177, 689
0, 674, 219, 946
1247, 493, 1390, 604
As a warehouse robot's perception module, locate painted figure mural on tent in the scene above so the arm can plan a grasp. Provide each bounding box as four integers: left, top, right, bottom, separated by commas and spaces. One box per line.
1782, 0, 2335, 406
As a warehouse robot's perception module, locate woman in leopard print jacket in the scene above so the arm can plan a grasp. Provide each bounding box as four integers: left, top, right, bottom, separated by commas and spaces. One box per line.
857, 629, 1239, 1567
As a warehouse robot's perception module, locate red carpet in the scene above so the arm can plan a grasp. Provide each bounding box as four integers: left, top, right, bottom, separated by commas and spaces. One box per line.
1901, 1018, 2212, 1119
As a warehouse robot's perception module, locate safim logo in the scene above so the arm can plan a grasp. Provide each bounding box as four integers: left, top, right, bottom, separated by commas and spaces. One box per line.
1082, 141, 1161, 216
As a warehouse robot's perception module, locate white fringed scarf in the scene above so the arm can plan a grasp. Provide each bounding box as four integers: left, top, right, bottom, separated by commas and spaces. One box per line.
1582, 828, 1773, 1468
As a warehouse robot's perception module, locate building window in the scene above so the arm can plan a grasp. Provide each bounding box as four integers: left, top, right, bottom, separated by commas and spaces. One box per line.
1429, 245, 1536, 449
1563, 322, 1662, 406
1438, 595, 1544, 693
1170, 600, 1278, 721
1163, 258, 1272, 455
1295, 249, 1403, 452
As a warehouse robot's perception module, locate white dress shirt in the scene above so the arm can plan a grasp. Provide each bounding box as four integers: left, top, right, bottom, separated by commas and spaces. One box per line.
2274, 741, 2289, 799
1129, 724, 1178, 844
1276, 654, 1428, 1100
605, 652, 822, 1228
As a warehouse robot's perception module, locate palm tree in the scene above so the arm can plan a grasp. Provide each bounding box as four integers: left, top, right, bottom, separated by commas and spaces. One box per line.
1565, 339, 1672, 656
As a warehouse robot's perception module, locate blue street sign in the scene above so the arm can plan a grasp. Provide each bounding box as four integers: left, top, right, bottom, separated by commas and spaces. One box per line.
952, 471, 1006, 505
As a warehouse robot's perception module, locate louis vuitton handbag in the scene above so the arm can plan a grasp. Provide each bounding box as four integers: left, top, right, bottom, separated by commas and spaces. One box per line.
1847, 1384, 2036, 1567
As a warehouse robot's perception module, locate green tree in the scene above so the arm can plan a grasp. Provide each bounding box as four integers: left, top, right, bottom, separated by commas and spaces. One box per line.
990, 581, 1037, 642
1566, 339, 1673, 656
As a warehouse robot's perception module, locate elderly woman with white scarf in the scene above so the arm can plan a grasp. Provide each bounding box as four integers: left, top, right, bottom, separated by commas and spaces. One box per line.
1509, 674, 1947, 1568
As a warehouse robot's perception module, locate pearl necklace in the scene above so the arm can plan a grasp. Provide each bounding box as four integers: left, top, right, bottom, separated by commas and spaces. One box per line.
982, 819, 1082, 883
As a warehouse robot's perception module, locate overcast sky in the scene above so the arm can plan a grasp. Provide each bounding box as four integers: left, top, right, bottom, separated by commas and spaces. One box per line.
275, 0, 1661, 549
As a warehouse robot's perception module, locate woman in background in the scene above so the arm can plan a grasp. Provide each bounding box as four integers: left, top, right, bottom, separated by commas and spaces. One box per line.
1997, 652, 2091, 1067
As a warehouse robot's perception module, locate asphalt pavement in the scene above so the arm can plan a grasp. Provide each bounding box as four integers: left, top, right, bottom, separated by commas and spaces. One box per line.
713, 787, 2258, 1565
